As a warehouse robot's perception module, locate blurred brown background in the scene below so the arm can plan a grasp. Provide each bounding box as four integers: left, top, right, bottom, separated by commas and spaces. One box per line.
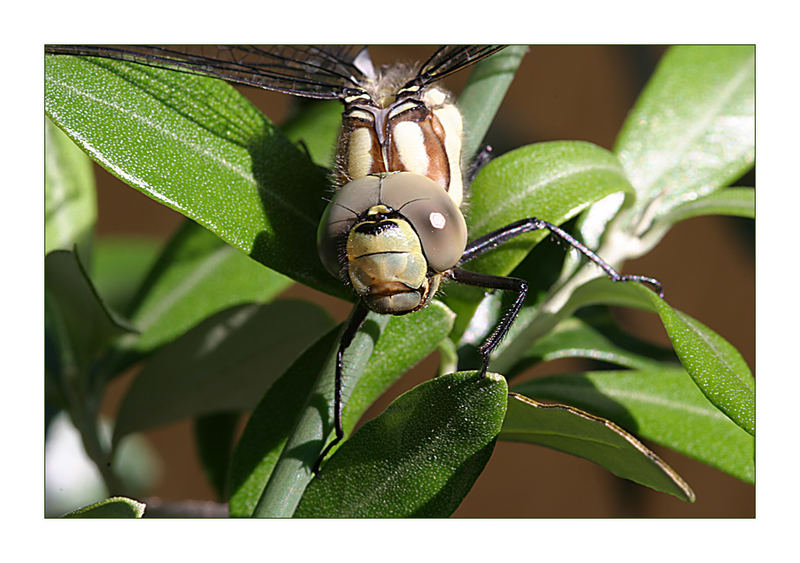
95, 45, 755, 517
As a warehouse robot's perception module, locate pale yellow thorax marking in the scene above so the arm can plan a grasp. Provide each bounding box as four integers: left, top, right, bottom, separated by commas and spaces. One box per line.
424, 87, 447, 107
393, 122, 429, 177
433, 104, 464, 207
388, 101, 419, 119
347, 127, 374, 179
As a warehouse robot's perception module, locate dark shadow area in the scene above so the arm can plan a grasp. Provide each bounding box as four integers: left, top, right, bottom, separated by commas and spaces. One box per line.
247, 116, 345, 298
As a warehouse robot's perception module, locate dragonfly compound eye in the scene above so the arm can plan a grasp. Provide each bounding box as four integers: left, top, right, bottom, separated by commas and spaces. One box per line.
317, 175, 384, 280
379, 172, 468, 273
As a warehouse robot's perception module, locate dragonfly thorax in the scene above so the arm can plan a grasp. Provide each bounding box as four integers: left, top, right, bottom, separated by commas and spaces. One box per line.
336, 85, 464, 209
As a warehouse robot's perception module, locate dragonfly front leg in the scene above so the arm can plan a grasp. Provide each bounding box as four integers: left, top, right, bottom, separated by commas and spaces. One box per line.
313, 302, 369, 476
449, 216, 664, 377
458, 217, 663, 297
466, 145, 494, 185
446, 268, 528, 378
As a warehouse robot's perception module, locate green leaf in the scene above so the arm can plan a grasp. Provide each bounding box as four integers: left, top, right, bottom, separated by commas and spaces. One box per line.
642, 187, 755, 247
615, 45, 755, 232
565, 280, 755, 435
113, 300, 333, 442
489, 277, 754, 438
45, 249, 135, 378
122, 220, 293, 356
341, 301, 456, 434
90, 236, 161, 314
252, 309, 390, 517
63, 496, 145, 518
501, 393, 694, 502
295, 371, 508, 517
506, 313, 676, 377
614, 186, 756, 258
228, 302, 454, 517
227, 328, 339, 516
45, 118, 96, 255
659, 186, 755, 223
513, 368, 754, 483
459, 46, 528, 161
464, 141, 636, 278
444, 141, 637, 340
44, 54, 343, 298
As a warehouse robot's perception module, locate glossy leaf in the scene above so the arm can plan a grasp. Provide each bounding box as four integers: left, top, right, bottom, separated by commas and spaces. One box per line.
123, 220, 293, 355
659, 186, 755, 223
615, 45, 755, 232
501, 393, 694, 502
228, 301, 454, 517
506, 313, 676, 377
341, 301, 456, 434
564, 280, 755, 435
45, 250, 134, 378
642, 187, 755, 248
63, 496, 146, 518
252, 309, 390, 517
227, 329, 339, 517
113, 300, 333, 442
45, 118, 96, 255
464, 141, 636, 278
445, 141, 639, 341
295, 371, 508, 517
44, 55, 343, 297
513, 368, 754, 482
459, 46, 528, 161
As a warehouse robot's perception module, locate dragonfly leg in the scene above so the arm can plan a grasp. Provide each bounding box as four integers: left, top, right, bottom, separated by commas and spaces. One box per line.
313, 302, 369, 476
466, 145, 494, 184
458, 217, 663, 297
446, 268, 528, 378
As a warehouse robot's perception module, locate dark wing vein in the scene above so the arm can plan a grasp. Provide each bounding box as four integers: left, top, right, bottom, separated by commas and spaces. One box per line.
412, 45, 507, 87
45, 44, 372, 99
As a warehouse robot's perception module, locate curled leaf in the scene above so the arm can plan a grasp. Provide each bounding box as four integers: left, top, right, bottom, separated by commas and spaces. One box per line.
501, 393, 695, 502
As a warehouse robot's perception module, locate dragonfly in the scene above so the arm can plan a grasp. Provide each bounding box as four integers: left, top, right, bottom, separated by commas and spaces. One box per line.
45, 45, 664, 474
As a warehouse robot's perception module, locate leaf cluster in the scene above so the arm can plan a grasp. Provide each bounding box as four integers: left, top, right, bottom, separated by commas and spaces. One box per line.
44, 45, 754, 517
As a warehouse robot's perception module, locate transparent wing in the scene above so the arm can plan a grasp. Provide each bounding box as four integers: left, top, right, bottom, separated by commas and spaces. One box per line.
411, 45, 507, 88
44, 45, 371, 99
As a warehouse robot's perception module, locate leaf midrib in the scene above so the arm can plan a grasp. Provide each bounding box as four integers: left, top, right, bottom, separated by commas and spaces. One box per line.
46, 75, 258, 184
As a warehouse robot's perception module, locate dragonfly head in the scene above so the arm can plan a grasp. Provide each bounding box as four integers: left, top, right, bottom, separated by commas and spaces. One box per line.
317, 172, 467, 314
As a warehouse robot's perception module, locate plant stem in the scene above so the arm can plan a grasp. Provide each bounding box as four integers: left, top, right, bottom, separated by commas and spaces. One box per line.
489, 228, 637, 374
